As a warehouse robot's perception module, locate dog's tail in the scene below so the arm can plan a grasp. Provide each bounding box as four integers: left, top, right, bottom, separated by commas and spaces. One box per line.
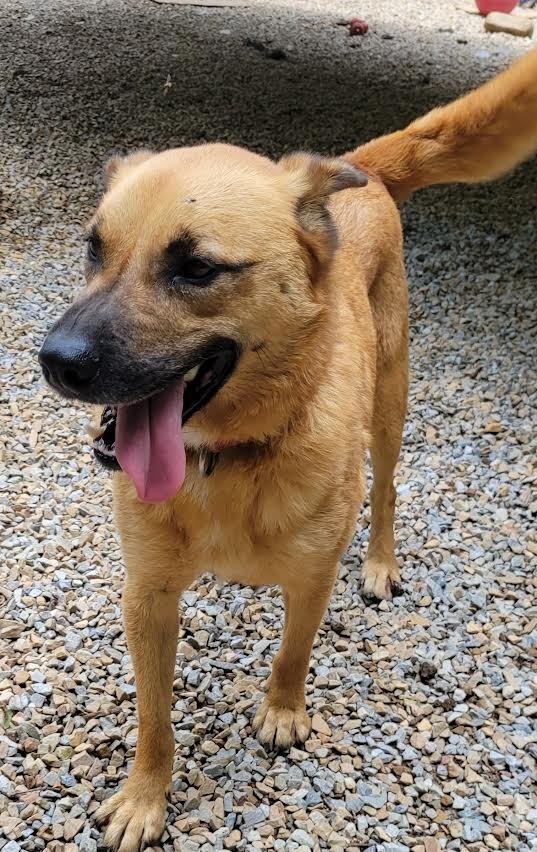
346, 47, 537, 202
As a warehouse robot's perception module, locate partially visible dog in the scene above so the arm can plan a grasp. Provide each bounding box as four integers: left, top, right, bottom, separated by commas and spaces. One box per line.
39, 48, 537, 852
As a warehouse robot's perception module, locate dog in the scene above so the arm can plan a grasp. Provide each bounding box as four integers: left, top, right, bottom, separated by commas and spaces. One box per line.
39, 48, 537, 851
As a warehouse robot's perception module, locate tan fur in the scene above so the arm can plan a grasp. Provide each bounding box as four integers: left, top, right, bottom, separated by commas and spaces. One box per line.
349, 46, 537, 201
62, 50, 537, 851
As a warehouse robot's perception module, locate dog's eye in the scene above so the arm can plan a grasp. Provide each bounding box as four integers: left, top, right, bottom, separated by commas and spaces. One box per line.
86, 236, 100, 265
177, 258, 217, 285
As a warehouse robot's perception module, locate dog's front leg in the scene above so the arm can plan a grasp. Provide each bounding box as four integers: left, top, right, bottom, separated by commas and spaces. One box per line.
96, 581, 183, 851
253, 565, 337, 749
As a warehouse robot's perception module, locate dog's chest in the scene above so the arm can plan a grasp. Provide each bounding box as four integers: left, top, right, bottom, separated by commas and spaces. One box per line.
168, 450, 341, 586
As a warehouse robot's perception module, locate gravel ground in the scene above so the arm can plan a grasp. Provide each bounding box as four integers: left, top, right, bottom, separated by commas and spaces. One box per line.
1, 0, 536, 850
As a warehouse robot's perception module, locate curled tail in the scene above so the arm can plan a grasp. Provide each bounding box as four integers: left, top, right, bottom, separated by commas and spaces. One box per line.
347, 48, 537, 201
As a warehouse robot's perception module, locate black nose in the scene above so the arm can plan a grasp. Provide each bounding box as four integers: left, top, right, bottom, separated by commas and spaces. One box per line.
39, 330, 101, 396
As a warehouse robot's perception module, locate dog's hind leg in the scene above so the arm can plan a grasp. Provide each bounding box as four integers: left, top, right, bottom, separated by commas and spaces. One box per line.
363, 268, 408, 601
253, 566, 337, 749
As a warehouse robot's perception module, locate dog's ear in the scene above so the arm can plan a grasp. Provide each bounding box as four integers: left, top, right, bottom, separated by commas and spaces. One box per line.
281, 152, 368, 205
104, 150, 154, 190
280, 153, 367, 280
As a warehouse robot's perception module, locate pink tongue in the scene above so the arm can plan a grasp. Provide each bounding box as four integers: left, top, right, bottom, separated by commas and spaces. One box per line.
115, 380, 186, 503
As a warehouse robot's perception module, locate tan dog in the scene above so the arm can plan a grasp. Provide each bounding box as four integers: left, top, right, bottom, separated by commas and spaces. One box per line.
39, 49, 537, 851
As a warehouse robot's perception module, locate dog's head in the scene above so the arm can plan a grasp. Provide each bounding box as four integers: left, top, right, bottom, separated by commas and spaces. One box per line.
39, 144, 366, 502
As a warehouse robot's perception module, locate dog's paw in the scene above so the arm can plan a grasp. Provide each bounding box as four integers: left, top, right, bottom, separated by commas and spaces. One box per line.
253, 699, 311, 749
362, 555, 402, 601
95, 777, 168, 852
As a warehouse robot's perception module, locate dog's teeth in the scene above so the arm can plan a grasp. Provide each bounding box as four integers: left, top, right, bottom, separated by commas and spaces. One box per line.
100, 446, 117, 457
184, 365, 200, 382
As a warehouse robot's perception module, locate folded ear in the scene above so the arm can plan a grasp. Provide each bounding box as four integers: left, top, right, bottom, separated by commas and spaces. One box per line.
281, 152, 368, 200
279, 153, 368, 278
104, 150, 154, 190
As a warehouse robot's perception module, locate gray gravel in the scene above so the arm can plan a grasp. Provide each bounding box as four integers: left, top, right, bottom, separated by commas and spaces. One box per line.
1, 0, 536, 850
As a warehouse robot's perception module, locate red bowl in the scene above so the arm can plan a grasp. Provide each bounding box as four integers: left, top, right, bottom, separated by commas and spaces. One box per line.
476, 0, 518, 13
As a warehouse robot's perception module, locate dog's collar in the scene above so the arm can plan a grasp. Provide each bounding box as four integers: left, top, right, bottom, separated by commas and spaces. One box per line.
197, 448, 221, 477
193, 440, 264, 477
193, 442, 240, 477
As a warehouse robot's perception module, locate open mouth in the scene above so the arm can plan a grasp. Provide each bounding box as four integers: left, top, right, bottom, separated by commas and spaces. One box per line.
91, 344, 239, 501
